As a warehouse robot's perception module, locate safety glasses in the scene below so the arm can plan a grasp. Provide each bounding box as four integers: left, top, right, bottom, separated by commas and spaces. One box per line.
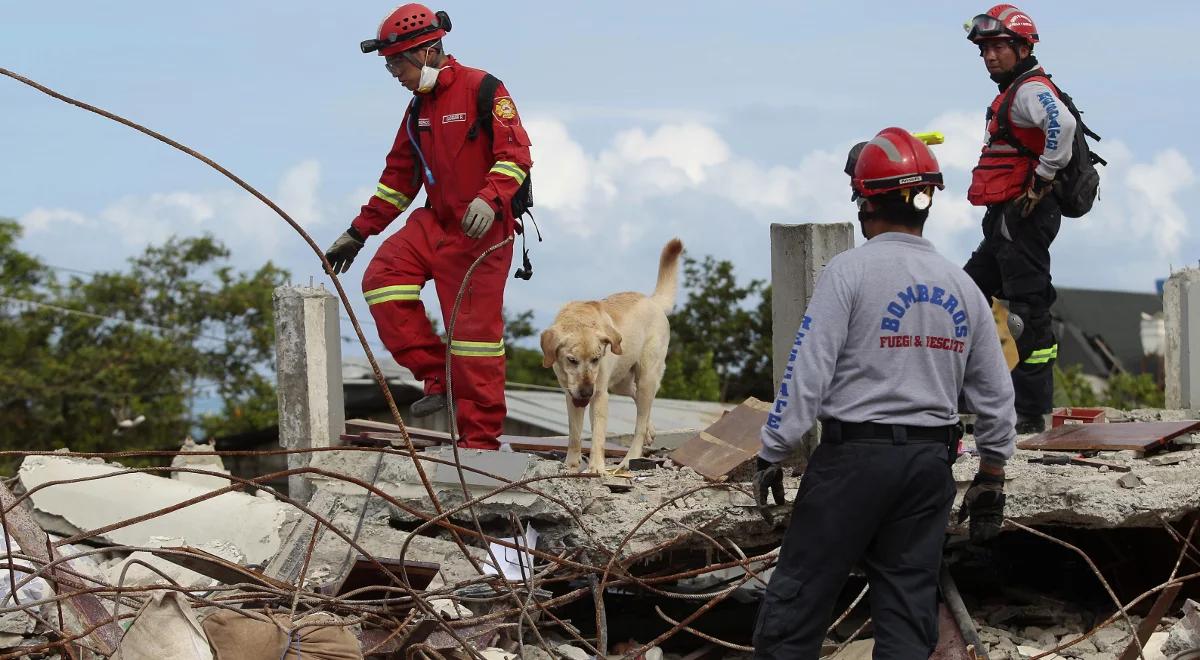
964, 13, 1006, 41
384, 56, 409, 75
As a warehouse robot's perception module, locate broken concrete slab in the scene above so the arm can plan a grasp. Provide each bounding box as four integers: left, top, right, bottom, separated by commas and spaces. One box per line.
19, 455, 290, 565
953, 440, 1200, 528
309, 446, 593, 526
106, 540, 245, 588
170, 437, 231, 491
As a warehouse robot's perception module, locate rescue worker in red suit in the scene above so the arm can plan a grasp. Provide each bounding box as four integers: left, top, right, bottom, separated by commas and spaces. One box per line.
962, 4, 1076, 434
323, 5, 533, 450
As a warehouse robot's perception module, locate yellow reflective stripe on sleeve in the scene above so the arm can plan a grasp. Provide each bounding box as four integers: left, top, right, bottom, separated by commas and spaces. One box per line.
489, 161, 527, 185
1024, 344, 1059, 364
374, 183, 412, 211
449, 339, 505, 357
364, 284, 421, 305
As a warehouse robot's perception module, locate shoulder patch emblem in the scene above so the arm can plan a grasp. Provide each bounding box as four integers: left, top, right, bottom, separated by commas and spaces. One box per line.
493, 96, 517, 120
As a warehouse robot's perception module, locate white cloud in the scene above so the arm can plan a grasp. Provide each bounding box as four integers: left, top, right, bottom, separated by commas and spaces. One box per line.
1125, 148, 1194, 258
16, 160, 328, 275
18, 208, 92, 234
519, 113, 1197, 298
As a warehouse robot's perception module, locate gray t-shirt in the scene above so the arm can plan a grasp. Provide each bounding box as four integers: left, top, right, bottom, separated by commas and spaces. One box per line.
759, 232, 1016, 467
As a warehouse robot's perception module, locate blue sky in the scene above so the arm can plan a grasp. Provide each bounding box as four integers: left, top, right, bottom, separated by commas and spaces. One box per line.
3, 2, 1197, 356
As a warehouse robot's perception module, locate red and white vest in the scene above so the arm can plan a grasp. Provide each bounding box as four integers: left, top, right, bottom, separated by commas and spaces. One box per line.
967, 72, 1055, 206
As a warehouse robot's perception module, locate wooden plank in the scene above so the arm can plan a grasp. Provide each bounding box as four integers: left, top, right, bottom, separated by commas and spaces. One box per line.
1017, 420, 1200, 453
1118, 583, 1181, 660
669, 398, 770, 480
345, 419, 452, 443
0, 483, 123, 656
498, 435, 629, 458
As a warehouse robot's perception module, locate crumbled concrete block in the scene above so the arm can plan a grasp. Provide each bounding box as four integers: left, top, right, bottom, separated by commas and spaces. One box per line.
429, 598, 472, 621
1117, 472, 1144, 488
1163, 599, 1200, 656
429, 447, 532, 488
170, 437, 231, 490
1017, 645, 1064, 659
19, 455, 289, 565
555, 644, 590, 660
0, 612, 35, 636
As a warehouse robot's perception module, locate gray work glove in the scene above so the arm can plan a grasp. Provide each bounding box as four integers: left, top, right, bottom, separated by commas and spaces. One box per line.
957, 470, 1006, 543
1015, 174, 1053, 217
461, 197, 496, 239
324, 227, 365, 274
752, 457, 786, 525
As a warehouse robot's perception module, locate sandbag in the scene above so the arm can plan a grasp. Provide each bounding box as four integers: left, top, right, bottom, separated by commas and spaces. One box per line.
115, 591, 213, 660
202, 609, 361, 660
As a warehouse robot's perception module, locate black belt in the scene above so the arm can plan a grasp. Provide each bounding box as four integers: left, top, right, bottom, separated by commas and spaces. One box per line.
822, 419, 960, 446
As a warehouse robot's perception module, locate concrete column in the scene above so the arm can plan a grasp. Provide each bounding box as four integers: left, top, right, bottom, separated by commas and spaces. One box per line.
274, 285, 345, 503
770, 223, 855, 389
1164, 268, 1200, 409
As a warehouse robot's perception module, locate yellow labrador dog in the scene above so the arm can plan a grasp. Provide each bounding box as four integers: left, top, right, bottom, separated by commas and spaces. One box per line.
540, 238, 683, 473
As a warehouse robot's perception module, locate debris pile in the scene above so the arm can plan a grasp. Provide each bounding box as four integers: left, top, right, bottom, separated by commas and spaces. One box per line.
0, 403, 1196, 658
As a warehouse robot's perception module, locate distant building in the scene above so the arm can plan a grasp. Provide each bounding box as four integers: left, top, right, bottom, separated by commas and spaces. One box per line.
1051, 287, 1163, 380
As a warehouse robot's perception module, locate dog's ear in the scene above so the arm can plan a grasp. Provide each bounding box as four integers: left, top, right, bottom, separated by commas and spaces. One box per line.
539, 328, 559, 368
602, 317, 624, 355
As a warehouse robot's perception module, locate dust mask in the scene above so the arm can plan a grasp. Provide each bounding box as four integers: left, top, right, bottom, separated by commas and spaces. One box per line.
415, 46, 443, 94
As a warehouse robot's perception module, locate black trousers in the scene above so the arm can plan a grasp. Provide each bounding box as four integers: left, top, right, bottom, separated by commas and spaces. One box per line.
964, 196, 1061, 416
752, 439, 956, 659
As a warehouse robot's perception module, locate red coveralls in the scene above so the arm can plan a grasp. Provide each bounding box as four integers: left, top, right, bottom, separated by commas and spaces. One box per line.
353, 56, 533, 449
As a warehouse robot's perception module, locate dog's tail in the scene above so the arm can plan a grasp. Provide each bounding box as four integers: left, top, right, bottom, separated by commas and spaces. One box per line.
650, 238, 684, 313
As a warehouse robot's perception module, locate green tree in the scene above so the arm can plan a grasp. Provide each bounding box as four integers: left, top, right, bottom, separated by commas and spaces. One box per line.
658, 349, 721, 401
664, 254, 772, 401
0, 220, 288, 468
503, 307, 558, 388
1053, 364, 1165, 409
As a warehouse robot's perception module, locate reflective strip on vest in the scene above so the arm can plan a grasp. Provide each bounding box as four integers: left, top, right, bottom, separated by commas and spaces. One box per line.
489, 161, 527, 185
364, 284, 421, 305
374, 183, 412, 211
450, 338, 505, 357
1024, 344, 1059, 364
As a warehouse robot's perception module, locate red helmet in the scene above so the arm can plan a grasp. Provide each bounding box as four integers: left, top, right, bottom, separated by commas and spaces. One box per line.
966, 4, 1039, 44
851, 128, 944, 200
360, 4, 451, 57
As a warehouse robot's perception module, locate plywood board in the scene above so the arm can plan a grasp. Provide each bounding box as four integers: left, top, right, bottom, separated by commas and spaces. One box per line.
1017, 420, 1200, 453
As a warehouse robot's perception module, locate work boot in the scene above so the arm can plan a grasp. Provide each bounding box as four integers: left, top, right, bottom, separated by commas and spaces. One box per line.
1015, 413, 1045, 435
411, 393, 446, 418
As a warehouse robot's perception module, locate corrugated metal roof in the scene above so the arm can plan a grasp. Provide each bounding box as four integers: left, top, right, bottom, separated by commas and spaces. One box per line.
504, 388, 732, 435
342, 355, 420, 386
342, 356, 733, 434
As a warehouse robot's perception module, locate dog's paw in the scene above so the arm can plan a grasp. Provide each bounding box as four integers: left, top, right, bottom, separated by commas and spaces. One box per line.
564, 459, 581, 472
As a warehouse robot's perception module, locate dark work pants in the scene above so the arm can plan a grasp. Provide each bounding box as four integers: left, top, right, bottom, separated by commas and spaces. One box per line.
964, 196, 1061, 416
752, 439, 956, 659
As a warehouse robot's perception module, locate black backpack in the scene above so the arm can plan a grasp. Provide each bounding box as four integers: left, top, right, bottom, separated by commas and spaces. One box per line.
408, 74, 534, 222
994, 69, 1106, 218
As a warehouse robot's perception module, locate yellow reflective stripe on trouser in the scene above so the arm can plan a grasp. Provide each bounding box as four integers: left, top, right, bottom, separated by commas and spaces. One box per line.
374, 183, 412, 211
489, 161, 527, 185
364, 284, 420, 305
1025, 344, 1059, 364
450, 339, 505, 357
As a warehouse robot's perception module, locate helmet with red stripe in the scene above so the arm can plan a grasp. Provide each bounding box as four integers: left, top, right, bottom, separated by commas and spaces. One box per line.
851, 128, 944, 205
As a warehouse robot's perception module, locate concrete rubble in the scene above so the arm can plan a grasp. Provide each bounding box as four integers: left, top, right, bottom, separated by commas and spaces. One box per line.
0, 407, 1195, 658
18, 453, 291, 565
